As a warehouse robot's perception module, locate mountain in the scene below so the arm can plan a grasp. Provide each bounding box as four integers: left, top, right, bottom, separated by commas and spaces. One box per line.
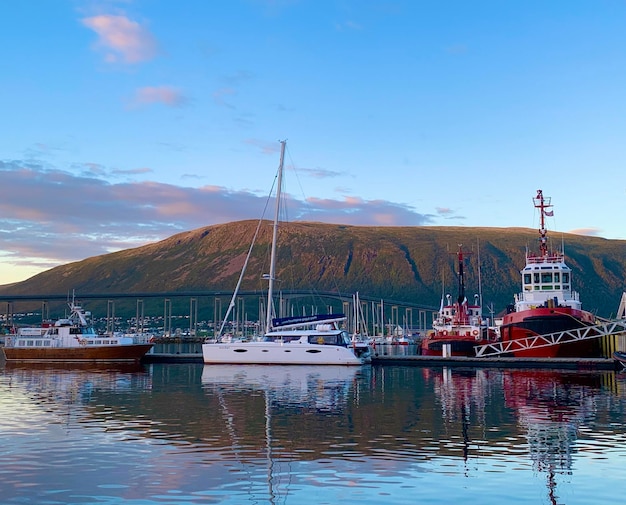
1, 220, 625, 318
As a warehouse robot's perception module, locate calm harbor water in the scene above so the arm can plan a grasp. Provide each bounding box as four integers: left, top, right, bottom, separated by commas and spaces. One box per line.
1, 356, 625, 505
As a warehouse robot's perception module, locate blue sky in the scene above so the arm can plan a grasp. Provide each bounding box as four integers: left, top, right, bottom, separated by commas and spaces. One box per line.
2, 0, 626, 284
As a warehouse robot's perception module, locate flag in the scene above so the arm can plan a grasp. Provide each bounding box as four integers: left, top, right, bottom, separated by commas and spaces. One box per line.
543, 209, 554, 217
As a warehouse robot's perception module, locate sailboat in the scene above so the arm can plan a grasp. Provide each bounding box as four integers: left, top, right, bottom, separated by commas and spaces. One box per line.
201, 141, 371, 365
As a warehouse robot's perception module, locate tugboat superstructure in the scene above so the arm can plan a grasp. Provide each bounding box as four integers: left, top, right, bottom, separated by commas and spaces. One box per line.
499, 190, 598, 358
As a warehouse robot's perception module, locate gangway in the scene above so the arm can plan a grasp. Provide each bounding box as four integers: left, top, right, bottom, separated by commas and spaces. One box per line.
616, 292, 626, 319
474, 318, 626, 357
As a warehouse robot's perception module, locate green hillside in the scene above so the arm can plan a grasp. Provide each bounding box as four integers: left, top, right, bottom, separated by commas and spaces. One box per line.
1, 220, 625, 318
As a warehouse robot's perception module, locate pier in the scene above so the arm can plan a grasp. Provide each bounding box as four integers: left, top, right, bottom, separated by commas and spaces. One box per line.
141, 349, 620, 370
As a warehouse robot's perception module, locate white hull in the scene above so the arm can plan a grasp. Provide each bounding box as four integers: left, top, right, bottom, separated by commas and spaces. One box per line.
202, 341, 367, 365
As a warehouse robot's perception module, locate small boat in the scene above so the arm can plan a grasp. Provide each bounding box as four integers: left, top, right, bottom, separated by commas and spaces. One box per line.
2, 298, 153, 363
613, 351, 626, 370
202, 141, 370, 366
421, 245, 499, 356
499, 190, 600, 358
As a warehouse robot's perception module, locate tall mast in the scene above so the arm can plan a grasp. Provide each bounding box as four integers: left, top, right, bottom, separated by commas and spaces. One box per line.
265, 140, 286, 333
533, 189, 553, 257
456, 245, 466, 305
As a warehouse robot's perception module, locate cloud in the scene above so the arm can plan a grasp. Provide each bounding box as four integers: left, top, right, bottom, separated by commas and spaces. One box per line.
129, 86, 186, 108
0, 160, 435, 273
303, 196, 434, 226
295, 167, 346, 179
81, 14, 158, 64
568, 227, 602, 237
213, 87, 237, 108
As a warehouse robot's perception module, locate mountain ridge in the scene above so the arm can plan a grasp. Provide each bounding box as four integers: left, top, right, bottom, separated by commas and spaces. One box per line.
1, 220, 625, 318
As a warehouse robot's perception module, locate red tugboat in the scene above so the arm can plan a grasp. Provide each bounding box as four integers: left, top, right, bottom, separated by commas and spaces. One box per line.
499, 190, 599, 358
421, 245, 499, 356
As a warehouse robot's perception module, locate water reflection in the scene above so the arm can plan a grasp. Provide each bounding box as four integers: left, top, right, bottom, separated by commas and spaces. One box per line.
0, 361, 625, 504
423, 367, 615, 505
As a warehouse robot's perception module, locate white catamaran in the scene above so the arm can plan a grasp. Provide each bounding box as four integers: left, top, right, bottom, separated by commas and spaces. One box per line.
201, 141, 371, 366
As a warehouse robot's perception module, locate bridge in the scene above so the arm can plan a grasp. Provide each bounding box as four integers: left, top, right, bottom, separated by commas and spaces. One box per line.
0, 290, 438, 338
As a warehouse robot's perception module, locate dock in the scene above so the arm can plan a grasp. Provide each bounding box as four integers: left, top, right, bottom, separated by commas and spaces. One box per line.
142, 352, 620, 370
371, 354, 618, 370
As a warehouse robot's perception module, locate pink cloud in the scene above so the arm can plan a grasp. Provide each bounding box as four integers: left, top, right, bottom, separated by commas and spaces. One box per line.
82, 14, 158, 64
0, 160, 435, 272
131, 86, 186, 108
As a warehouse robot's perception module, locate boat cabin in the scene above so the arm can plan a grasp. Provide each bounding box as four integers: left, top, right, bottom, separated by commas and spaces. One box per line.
515, 253, 581, 311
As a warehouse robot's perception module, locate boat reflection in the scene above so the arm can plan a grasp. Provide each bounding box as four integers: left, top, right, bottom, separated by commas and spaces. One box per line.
201, 364, 361, 411
200, 365, 364, 504
1, 361, 152, 407
424, 366, 605, 504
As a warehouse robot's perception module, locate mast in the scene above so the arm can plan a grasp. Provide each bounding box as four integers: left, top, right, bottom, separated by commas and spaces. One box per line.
456, 245, 466, 305
533, 189, 553, 258
265, 140, 286, 333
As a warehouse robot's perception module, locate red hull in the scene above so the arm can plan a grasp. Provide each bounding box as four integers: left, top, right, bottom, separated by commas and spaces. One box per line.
421, 332, 493, 357
2, 344, 153, 363
500, 307, 599, 358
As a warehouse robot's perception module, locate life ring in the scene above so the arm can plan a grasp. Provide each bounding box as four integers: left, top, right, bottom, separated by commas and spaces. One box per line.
441, 330, 448, 336
472, 330, 479, 336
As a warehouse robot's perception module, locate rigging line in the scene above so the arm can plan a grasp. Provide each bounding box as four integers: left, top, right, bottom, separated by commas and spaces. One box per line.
217, 170, 279, 339
277, 143, 344, 308
285, 145, 346, 302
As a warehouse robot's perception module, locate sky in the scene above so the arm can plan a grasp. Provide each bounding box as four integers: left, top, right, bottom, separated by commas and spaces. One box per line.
2, 0, 626, 285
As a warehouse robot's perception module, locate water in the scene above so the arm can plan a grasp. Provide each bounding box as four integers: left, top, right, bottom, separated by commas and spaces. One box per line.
1, 360, 625, 505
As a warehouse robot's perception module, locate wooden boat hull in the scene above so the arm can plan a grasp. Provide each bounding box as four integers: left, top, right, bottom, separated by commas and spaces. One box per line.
2, 344, 153, 363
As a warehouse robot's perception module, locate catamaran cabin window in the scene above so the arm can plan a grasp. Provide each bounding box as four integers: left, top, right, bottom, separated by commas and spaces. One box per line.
263, 335, 300, 343
541, 273, 553, 283
309, 333, 348, 346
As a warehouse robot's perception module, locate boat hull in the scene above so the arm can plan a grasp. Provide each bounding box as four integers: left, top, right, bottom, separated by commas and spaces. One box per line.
421, 337, 490, 357
500, 307, 600, 358
2, 344, 153, 363
202, 342, 367, 365
613, 351, 626, 370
